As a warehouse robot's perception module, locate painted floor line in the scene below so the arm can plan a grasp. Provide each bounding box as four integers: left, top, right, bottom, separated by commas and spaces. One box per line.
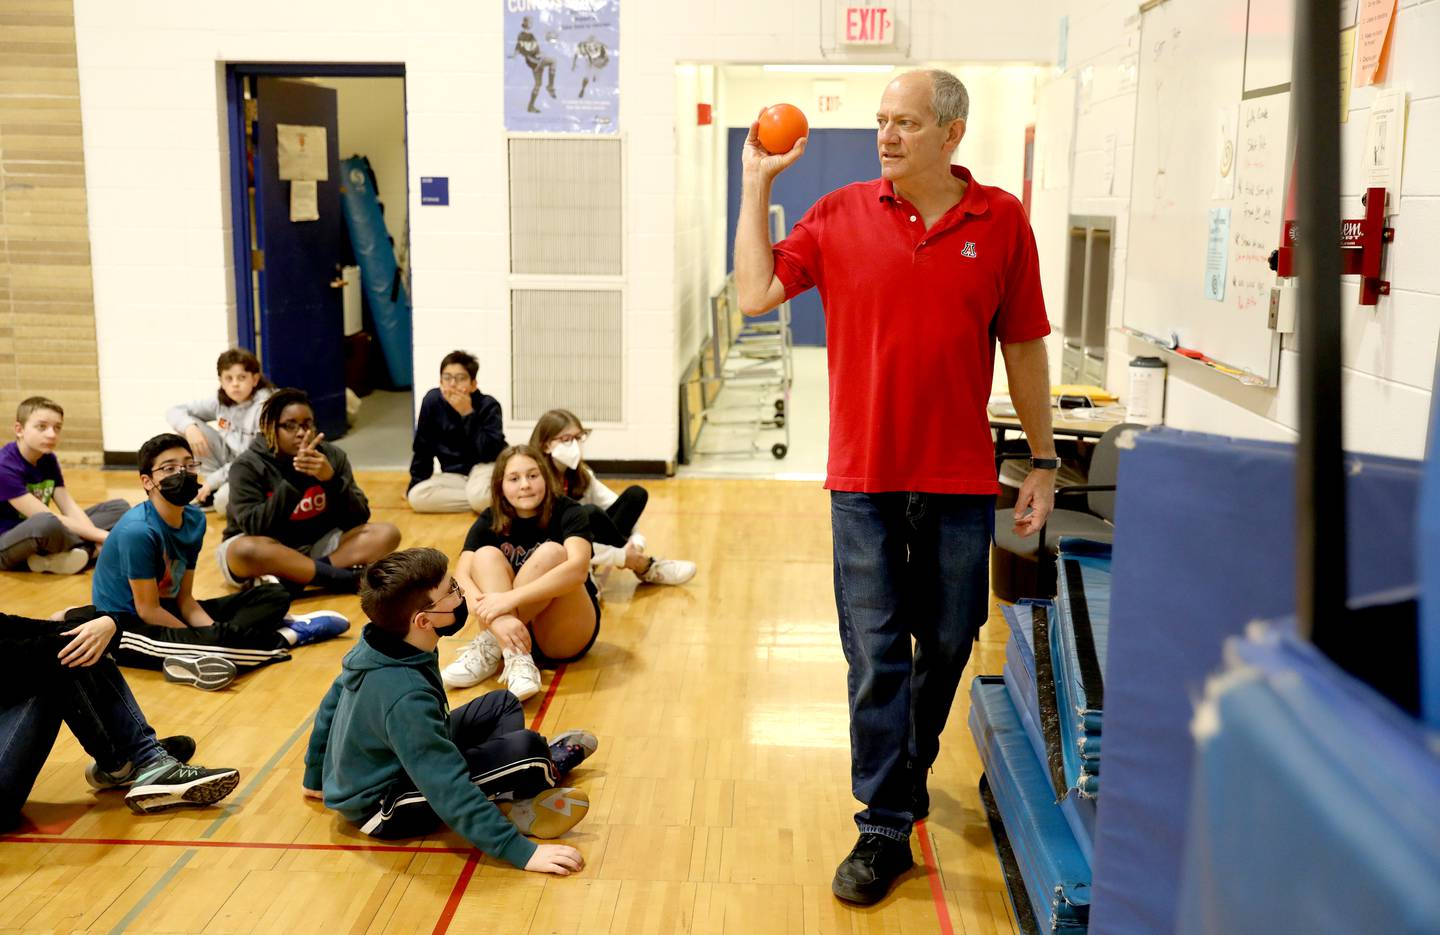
0, 833, 474, 854
916, 819, 956, 935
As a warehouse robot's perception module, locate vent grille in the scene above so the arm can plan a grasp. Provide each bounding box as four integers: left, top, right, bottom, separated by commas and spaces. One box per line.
511, 289, 623, 421
508, 138, 623, 275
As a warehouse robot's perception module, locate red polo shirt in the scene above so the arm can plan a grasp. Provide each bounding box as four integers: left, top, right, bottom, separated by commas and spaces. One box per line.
772, 165, 1051, 494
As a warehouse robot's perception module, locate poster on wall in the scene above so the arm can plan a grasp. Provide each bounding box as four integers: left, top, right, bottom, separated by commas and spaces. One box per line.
504, 0, 619, 133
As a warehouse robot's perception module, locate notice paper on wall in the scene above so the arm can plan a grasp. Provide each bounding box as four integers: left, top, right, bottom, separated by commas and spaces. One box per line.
277, 124, 328, 181
1354, 0, 1397, 87
1205, 208, 1230, 301
290, 179, 318, 222
1364, 88, 1408, 201
1340, 28, 1357, 122
504, 0, 619, 133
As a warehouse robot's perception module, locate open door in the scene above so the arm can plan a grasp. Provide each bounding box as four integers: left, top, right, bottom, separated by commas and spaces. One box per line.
252, 77, 347, 437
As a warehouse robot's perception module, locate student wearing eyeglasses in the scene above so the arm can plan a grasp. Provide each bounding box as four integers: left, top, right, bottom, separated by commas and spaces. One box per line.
217, 388, 401, 594
406, 350, 507, 515
79, 433, 349, 691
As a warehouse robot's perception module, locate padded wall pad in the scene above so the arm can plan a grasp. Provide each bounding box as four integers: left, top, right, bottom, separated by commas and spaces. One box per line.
971, 677, 1091, 933
1089, 429, 1423, 935
1176, 628, 1440, 935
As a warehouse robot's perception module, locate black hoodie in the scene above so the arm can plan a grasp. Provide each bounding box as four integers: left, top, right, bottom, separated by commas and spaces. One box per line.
222, 437, 371, 548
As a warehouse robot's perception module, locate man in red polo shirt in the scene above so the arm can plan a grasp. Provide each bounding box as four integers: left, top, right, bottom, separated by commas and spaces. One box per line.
735, 69, 1058, 905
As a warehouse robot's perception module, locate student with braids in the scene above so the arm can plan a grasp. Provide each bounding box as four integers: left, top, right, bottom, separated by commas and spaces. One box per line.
218, 389, 401, 593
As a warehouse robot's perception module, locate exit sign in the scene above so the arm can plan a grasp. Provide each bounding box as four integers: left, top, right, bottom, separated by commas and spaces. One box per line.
839, 5, 894, 46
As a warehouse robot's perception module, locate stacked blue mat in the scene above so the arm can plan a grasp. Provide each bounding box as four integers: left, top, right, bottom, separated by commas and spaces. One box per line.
971, 539, 1113, 932
1176, 625, 1440, 934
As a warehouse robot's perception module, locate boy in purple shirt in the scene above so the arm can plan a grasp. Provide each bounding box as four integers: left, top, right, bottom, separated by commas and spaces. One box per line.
0, 397, 127, 574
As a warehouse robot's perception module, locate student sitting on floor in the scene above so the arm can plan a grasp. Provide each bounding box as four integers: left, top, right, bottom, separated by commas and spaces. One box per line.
0, 397, 128, 575
302, 547, 595, 876
406, 350, 507, 514
82, 433, 349, 691
442, 445, 600, 700
530, 408, 696, 587
219, 388, 401, 594
0, 609, 240, 830
164, 347, 274, 514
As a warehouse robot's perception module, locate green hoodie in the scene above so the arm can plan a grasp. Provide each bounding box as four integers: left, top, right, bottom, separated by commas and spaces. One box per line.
302, 624, 537, 869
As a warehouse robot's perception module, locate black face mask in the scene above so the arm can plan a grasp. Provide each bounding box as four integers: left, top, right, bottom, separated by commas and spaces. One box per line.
155, 470, 200, 506
433, 600, 468, 638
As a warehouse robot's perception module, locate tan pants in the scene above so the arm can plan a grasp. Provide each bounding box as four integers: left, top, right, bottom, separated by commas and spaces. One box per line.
406, 463, 493, 514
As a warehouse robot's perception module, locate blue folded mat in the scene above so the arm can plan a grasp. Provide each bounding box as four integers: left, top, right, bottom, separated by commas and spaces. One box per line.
1176, 627, 1440, 934
971, 677, 1092, 932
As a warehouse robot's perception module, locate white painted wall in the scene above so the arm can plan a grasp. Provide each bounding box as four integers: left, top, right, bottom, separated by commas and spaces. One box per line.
71, 0, 1058, 461
1040, 0, 1440, 459
313, 77, 409, 278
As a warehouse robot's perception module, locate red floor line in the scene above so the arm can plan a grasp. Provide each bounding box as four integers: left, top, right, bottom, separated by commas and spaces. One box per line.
528, 662, 567, 732
427, 664, 568, 935
431, 853, 480, 935
0, 834, 472, 854
915, 820, 956, 935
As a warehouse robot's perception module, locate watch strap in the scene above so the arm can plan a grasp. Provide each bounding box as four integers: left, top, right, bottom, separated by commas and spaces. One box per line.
1030, 457, 1061, 470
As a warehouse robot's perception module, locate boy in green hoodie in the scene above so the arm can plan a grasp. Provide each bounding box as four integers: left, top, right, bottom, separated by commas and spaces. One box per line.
302, 547, 596, 875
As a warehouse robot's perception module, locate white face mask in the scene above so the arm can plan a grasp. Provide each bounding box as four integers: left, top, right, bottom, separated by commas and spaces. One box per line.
550, 439, 582, 470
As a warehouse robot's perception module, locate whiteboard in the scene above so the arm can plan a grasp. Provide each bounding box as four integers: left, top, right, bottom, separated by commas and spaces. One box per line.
1123, 0, 1290, 381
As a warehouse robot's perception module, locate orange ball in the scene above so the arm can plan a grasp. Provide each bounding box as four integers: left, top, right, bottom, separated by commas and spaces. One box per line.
757, 103, 809, 155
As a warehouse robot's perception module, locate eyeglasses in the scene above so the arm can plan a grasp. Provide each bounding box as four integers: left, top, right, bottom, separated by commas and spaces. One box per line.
150, 461, 201, 479
554, 430, 590, 444
277, 419, 316, 433
423, 579, 464, 611
439, 373, 472, 385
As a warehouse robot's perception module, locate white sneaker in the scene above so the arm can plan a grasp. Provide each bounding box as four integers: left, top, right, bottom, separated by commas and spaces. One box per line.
641, 557, 696, 586
500, 650, 543, 701
27, 547, 89, 576
441, 630, 503, 689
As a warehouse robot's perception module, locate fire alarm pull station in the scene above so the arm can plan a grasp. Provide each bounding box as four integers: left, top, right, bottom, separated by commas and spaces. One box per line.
1269, 186, 1395, 306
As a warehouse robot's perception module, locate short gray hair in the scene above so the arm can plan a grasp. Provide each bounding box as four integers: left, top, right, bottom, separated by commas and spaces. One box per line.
925, 69, 969, 125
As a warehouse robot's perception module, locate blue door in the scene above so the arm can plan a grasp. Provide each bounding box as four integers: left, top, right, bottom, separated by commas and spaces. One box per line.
726, 128, 880, 347
253, 78, 347, 437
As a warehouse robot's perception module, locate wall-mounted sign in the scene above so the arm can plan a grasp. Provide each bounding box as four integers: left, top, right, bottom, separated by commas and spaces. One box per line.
420, 176, 449, 206
505, 0, 619, 133
838, 5, 894, 46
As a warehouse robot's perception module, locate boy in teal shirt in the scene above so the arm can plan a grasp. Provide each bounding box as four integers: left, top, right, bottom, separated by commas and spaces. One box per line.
302, 547, 595, 874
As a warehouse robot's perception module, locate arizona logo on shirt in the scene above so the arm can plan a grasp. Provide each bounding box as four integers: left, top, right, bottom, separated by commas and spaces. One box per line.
499, 542, 530, 571
290, 485, 328, 521
961, 241, 978, 258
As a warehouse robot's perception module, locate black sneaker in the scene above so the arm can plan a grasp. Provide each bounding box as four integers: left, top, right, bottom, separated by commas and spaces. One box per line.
160, 735, 196, 764
547, 729, 598, 776
831, 832, 914, 905
124, 761, 241, 814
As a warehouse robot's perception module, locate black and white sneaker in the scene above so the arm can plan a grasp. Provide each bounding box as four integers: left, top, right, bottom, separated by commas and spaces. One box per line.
547, 729, 599, 776
162, 654, 238, 691
124, 761, 240, 814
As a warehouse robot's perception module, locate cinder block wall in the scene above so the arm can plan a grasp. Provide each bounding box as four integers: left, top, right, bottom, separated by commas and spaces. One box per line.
0, 0, 102, 463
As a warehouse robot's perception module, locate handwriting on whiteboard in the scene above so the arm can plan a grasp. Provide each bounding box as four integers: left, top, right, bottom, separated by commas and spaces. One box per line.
1230, 93, 1290, 316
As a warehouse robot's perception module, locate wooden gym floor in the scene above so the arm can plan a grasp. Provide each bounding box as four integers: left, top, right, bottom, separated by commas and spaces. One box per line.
0, 470, 1018, 934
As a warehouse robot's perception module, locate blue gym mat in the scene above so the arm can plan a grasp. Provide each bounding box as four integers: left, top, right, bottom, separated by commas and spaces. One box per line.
1176, 626, 1440, 934
972, 677, 1092, 933
1089, 428, 1424, 935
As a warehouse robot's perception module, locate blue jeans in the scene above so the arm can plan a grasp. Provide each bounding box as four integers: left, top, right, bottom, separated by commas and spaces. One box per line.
831, 491, 994, 840
0, 657, 164, 825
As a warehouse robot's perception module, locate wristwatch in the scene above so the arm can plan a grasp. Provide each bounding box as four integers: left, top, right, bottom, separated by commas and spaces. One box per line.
1030, 457, 1061, 470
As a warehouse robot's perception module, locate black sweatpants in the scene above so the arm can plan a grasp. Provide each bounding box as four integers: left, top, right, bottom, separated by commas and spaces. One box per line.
359, 690, 557, 839
70, 584, 294, 673
585, 485, 649, 547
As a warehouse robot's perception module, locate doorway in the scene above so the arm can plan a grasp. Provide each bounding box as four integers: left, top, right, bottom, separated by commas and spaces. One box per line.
225, 64, 414, 468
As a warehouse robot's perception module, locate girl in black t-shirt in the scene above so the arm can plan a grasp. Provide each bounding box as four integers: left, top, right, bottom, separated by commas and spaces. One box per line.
445, 445, 597, 701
